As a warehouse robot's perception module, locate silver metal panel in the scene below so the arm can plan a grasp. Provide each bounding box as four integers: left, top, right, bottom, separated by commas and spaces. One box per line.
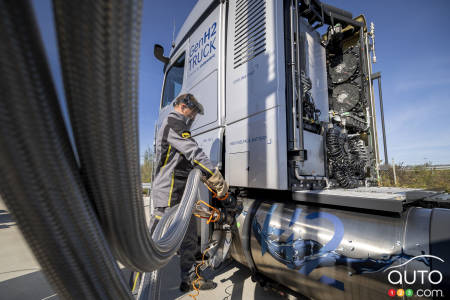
230, 198, 256, 269
293, 189, 405, 212
403, 208, 433, 293
225, 107, 287, 190
184, 6, 221, 133
226, 152, 248, 187
189, 70, 219, 133
297, 131, 325, 176
292, 19, 328, 178
192, 127, 223, 168
404, 208, 432, 257
224, 0, 287, 190
158, 6, 221, 133
197, 182, 211, 252
351, 186, 439, 201
293, 187, 447, 212
300, 19, 329, 123
184, 6, 219, 87
225, 0, 285, 124
423, 192, 450, 204
429, 208, 450, 296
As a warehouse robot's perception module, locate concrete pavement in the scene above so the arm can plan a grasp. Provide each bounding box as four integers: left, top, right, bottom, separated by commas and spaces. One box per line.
0, 199, 55, 300
157, 257, 283, 300
0, 198, 284, 300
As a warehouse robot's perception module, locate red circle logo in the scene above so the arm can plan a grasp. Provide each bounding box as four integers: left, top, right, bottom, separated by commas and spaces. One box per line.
388, 289, 396, 297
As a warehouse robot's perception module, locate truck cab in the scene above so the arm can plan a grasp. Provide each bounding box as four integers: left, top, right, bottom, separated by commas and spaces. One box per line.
153, 1, 450, 299
155, 0, 380, 193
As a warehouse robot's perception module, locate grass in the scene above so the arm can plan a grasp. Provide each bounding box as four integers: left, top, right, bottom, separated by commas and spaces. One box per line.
379, 164, 450, 193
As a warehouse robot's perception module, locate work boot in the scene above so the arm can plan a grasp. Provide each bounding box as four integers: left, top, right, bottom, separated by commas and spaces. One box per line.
179, 277, 217, 292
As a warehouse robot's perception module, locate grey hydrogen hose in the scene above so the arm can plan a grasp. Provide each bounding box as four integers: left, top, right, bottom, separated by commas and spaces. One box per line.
136, 205, 179, 300
135, 200, 198, 300
136, 270, 161, 300
53, 0, 203, 271
152, 173, 202, 253
0, 0, 132, 299
0, 0, 202, 299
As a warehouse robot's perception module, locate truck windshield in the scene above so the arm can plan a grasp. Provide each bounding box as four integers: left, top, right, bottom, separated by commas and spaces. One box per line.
161, 53, 185, 108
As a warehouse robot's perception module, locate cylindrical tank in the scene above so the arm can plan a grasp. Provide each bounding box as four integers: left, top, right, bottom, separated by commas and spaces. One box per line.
230, 199, 450, 300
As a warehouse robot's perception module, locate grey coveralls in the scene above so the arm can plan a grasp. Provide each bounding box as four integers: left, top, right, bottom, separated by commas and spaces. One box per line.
151, 110, 215, 281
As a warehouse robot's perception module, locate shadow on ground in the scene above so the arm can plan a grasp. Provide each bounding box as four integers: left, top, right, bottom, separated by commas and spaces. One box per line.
215, 262, 285, 300
159, 256, 283, 300
0, 271, 58, 300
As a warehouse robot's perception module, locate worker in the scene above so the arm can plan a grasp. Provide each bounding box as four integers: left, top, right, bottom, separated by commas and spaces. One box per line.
150, 93, 228, 292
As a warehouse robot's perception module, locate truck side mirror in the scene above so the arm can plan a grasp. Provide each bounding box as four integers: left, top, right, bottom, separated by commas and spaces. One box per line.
154, 44, 169, 65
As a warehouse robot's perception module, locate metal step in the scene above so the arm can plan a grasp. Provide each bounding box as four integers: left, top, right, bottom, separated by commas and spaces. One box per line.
293, 186, 450, 213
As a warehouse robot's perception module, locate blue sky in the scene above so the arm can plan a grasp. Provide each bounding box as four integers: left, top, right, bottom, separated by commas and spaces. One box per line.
33, 0, 449, 165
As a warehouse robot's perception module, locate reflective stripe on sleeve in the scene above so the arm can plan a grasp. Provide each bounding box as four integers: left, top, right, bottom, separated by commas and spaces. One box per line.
167, 172, 175, 207
162, 145, 172, 168
194, 159, 214, 176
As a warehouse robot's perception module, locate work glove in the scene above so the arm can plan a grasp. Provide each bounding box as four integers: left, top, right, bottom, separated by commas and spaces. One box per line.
206, 167, 229, 198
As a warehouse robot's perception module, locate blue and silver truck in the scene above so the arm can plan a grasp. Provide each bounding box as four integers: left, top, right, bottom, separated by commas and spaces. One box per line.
152, 0, 450, 299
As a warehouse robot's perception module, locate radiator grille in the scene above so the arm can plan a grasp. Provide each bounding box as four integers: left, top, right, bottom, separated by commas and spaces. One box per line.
233, 0, 266, 69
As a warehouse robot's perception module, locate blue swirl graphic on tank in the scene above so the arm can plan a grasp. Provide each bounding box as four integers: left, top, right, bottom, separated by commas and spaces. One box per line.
252, 204, 430, 291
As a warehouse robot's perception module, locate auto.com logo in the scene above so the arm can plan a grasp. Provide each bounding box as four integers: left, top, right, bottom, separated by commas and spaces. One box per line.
384, 255, 445, 298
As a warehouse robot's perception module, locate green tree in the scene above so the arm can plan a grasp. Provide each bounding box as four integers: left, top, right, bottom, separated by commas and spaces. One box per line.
141, 146, 153, 183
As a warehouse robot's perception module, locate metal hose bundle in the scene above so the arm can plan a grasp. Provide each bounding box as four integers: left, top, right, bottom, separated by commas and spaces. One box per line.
1, 0, 203, 298
153, 174, 201, 253
0, 0, 132, 298
52, 0, 144, 268
135, 206, 179, 300
326, 127, 345, 161
326, 128, 364, 188
135, 206, 177, 300
136, 270, 161, 300
53, 0, 202, 271
348, 138, 368, 179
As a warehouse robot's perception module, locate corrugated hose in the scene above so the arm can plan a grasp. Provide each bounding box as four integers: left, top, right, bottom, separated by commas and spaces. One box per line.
0, 0, 203, 299
53, 0, 200, 272
0, 0, 132, 298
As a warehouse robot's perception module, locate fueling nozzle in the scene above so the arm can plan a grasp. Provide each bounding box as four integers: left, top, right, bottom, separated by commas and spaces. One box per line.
192, 200, 220, 224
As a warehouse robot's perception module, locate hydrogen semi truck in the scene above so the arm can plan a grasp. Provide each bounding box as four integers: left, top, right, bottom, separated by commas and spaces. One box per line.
153, 0, 450, 299
1, 0, 449, 299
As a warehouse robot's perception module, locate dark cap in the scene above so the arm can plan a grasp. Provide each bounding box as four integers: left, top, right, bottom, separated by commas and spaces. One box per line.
174, 93, 204, 115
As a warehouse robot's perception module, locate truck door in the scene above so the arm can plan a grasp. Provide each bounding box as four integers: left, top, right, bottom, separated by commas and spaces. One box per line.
157, 4, 224, 168
183, 5, 223, 168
